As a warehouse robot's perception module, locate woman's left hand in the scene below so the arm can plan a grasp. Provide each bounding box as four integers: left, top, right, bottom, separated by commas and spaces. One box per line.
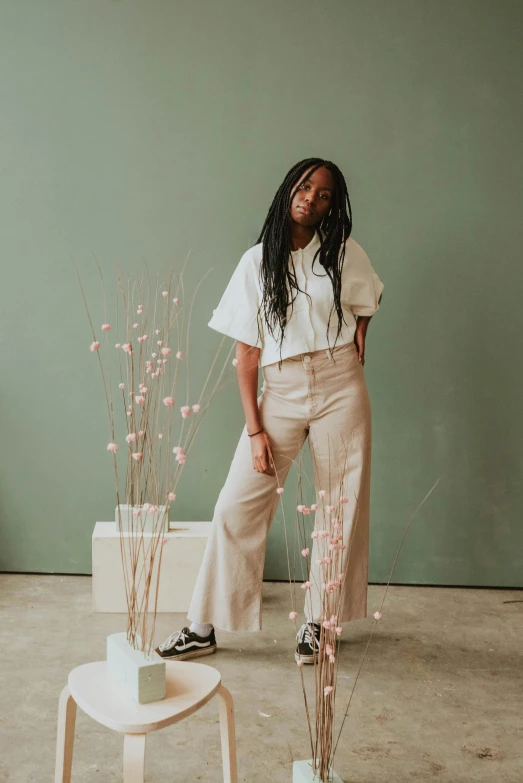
354, 319, 369, 366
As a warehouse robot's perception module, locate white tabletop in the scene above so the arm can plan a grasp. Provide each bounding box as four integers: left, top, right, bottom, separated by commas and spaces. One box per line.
68, 660, 222, 734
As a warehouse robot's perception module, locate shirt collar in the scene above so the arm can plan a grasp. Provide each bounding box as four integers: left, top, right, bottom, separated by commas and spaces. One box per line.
290, 228, 323, 256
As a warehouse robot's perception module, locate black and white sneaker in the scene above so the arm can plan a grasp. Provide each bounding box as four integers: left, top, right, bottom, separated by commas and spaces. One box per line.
155, 626, 217, 661
295, 622, 321, 664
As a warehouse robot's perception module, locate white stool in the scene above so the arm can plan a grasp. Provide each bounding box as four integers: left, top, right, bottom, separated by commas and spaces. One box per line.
55, 660, 237, 783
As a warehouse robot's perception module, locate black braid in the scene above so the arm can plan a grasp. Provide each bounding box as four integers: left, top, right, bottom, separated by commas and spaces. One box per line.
254, 157, 353, 369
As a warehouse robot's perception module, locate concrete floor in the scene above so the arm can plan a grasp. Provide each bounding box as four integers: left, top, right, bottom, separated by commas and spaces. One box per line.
1, 575, 522, 783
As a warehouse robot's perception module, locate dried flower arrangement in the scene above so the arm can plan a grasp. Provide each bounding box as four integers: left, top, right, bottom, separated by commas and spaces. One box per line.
77, 260, 233, 660
272, 437, 440, 782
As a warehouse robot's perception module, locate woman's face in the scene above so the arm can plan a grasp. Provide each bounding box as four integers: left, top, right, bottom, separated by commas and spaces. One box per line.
288, 165, 334, 227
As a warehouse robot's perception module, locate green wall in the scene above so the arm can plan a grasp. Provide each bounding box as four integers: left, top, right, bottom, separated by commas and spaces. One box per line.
1, 0, 522, 586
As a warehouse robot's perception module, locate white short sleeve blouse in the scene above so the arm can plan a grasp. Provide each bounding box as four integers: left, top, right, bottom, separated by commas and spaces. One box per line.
208, 229, 384, 367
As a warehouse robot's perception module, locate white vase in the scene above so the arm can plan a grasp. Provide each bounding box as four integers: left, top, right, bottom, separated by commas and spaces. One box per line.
106, 632, 166, 704
115, 504, 168, 534
293, 759, 343, 783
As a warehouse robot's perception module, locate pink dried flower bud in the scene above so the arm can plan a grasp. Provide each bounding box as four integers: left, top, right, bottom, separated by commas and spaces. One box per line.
152, 352, 157, 358
276, 487, 284, 495
176, 454, 186, 464
135, 395, 145, 405
138, 430, 144, 436
168, 492, 176, 501
161, 347, 172, 356
326, 644, 333, 656
373, 611, 382, 621
296, 659, 304, 668
180, 406, 191, 418
162, 291, 168, 297
318, 490, 326, 498
106, 442, 118, 452
173, 297, 179, 305
324, 686, 334, 696
158, 433, 163, 440
322, 620, 330, 629
90, 341, 101, 351
326, 505, 335, 513
126, 412, 131, 416
115, 343, 121, 349
324, 556, 332, 564
126, 433, 137, 443
142, 334, 148, 340
143, 503, 151, 511
335, 626, 343, 635
132, 452, 143, 462
163, 397, 175, 407
288, 611, 298, 621
232, 358, 238, 366
101, 324, 111, 332
157, 340, 163, 346
161, 538, 168, 546
192, 404, 200, 413
319, 530, 329, 538
311, 531, 319, 539
303, 507, 311, 515
341, 496, 348, 503
311, 503, 318, 511
297, 504, 305, 512
301, 548, 310, 557
155, 329, 160, 335
133, 323, 139, 329
132, 508, 141, 517
162, 358, 168, 364
176, 351, 183, 359
122, 343, 132, 354
300, 581, 313, 590
119, 383, 125, 389
329, 654, 336, 664
173, 446, 184, 454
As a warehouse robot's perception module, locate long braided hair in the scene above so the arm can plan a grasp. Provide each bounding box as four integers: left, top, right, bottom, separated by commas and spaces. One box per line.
255, 157, 353, 367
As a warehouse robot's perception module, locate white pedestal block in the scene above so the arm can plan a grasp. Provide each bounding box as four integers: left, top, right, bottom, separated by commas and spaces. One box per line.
106, 632, 166, 704
92, 521, 211, 613
293, 760, 343, 783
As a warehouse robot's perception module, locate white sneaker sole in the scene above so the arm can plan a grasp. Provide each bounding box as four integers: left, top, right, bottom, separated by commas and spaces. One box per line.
158, 644, 217, 662
295, 650, 318, 665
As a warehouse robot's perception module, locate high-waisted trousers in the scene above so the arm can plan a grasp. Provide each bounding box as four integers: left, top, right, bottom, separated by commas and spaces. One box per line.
187, 340, 372, 632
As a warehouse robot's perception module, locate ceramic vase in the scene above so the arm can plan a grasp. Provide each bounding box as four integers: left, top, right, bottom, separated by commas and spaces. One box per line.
115, 504, 168, 534
106, 631, 166, 704
293, 759, 343, 782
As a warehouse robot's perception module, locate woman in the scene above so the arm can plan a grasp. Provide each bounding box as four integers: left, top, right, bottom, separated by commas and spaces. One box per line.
156, 157, 384, 664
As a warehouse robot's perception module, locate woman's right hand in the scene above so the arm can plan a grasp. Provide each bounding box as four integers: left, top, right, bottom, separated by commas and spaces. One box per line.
250, 431, 275, 476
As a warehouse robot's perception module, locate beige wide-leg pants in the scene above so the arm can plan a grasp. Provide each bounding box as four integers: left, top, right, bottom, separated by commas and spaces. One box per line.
188, 340, 372, 632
